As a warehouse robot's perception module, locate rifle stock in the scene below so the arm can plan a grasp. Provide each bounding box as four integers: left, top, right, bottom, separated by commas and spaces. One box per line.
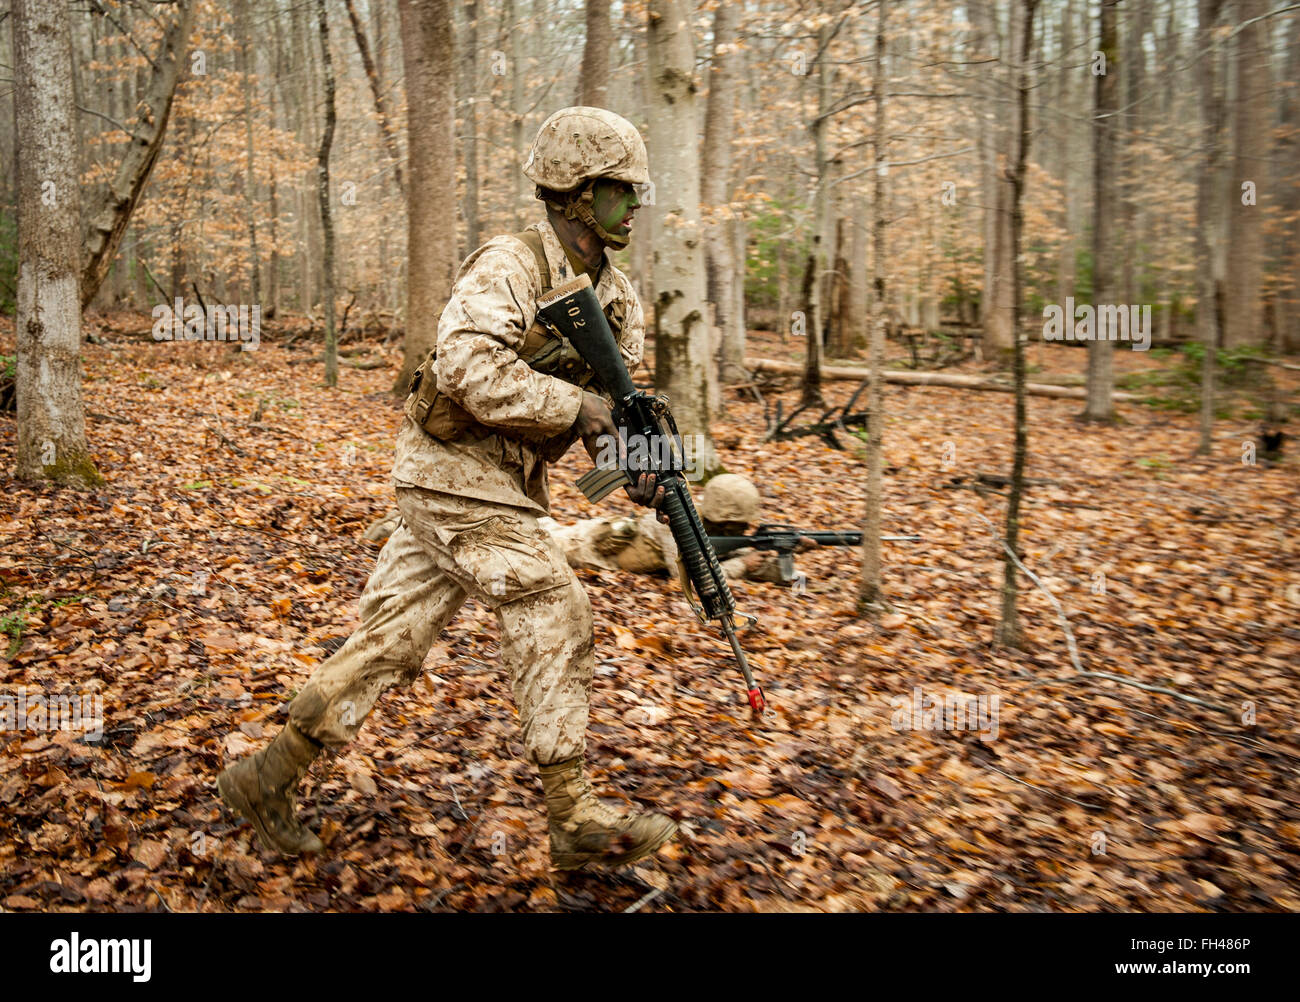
535, 277, 635, 399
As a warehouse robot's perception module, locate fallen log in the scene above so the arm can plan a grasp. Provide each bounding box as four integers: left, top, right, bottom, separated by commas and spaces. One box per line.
746, 358, 1141, 402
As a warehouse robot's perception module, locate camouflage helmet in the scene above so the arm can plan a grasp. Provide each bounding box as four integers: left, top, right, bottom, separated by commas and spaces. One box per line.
699, 474, 760, 526
523, 107, 648, 251
522, 106, 649, 192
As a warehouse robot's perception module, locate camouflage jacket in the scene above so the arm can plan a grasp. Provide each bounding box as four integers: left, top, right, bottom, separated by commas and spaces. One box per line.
392, 218, 646, 514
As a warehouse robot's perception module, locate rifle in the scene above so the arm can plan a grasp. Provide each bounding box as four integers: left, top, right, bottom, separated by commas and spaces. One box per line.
708, 524, 922, 584
535, 275, 765, 714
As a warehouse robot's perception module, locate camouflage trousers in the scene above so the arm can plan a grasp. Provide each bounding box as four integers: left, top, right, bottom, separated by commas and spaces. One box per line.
288, 486, 595, 765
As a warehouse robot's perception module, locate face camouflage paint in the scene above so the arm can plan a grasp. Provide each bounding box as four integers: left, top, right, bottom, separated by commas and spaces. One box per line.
590, 179, 640, 238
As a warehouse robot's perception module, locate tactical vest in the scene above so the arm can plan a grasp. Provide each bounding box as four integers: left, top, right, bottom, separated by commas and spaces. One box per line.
403, 229, 626, 443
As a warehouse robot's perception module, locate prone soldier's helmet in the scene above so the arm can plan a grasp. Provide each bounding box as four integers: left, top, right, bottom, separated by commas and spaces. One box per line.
699, 474, 760, 528
523, 106, 649, 251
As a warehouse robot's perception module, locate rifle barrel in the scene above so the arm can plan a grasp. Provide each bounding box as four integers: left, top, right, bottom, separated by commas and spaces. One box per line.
707, 529, 922, 553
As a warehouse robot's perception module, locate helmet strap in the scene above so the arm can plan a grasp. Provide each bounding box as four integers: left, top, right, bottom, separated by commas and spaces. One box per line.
540, 181, 630, 251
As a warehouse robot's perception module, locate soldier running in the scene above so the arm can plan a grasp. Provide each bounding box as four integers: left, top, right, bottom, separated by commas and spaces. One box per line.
218, 107, 678, 872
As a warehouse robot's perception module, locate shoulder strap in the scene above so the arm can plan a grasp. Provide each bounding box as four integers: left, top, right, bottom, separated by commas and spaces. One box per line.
513, 229, 552, 296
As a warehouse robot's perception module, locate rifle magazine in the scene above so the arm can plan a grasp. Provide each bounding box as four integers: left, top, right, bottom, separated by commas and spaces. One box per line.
575, 465, 631, 503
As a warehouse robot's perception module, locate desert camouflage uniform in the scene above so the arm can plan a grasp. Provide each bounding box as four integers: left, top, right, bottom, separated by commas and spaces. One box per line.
289, 217, 645, 766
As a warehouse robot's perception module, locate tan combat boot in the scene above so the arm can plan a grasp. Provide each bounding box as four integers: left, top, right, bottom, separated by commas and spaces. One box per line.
217, 722, 325, 855
538, 756, 678, 870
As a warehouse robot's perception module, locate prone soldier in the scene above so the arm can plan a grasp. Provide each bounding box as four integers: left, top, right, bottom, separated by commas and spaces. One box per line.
544, 473, 800, 584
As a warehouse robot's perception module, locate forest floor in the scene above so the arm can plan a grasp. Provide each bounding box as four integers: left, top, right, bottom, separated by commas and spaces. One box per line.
1, 314, 1298, 912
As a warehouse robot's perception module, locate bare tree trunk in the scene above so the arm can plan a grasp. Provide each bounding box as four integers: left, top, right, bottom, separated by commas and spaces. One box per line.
169, 110, 189, 300
508, 0, 528, 226
344, 0, 407, 198
776, 239, 790, 344
648, 0, 718, 475
268, 176, 280, 316
395, 0, 458, 396
628, 1, 654, 319
106, 21, 129, 314
317, 0, 338, 388
1056, 0, 1077, 315
1278, 17, 1300, 352
859, 0, 887, 614
459, 0, 480, 253
374, 0, 390, 84
701, 0, 744, 384
13, 0, 101, 485
1082, 0, 1119, 422
847, 190, 867, 354
237, 0, 261, 305
269, 9, 289, 316
133, 220, 151, 303
1118, 0, 1146, 309
581, 0, 611, 107
996, 0, 1039, 650
1223, 0, 1268, 347
830, 217, 853, 354
295, 0, 323, 311
973, 0, 1016, 359
798, 253, 819, 403
80, 0, 193, 309
802, 17, 833, 409
1196, 0, 1226, 454
728, 27, 751, 372
730, 213, 747, 367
